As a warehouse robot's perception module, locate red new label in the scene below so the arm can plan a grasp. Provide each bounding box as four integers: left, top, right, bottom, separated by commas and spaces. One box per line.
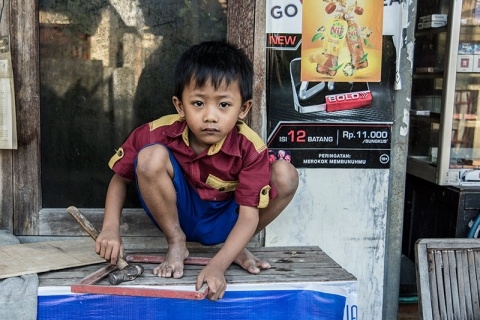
325, 90, 372, 112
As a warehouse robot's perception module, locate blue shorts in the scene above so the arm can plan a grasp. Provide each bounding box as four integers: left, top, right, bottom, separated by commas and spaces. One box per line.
134, 145, 239, 246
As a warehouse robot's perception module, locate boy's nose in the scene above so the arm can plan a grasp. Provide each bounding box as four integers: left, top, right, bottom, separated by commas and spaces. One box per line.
203, 106, 218, 122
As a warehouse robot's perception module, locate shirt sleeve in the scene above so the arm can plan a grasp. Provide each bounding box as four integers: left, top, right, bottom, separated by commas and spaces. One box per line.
108, 124, 151, 180
234, 148, 278, 208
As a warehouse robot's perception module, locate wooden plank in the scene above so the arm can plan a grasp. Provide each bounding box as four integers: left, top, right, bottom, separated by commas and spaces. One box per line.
435, 250, 448, 319
416, 241, 434, 320
442, 250, 454, 319
227, 0, 256, 131
252, 0, 266, 138
38, 246, 356, 287
36, 208, 264, 248
39, 208, 264, 245
0, 2, 13, 232
0, 150, 13, 231
0, 238, 104, 279
227, 0, 254, 66
0, 0, 13, 230
448, 250, 461, 318
474, 250, 480, 319
425, 239, 480, 250
467, 250, 478, 319
39, 208, 160, 237
429, 249, 440, 320
457, 250, 469, 320
10, 0, 41, 235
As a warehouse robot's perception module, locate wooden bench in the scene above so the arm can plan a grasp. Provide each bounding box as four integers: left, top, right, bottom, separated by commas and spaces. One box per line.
415, 238, 480, 320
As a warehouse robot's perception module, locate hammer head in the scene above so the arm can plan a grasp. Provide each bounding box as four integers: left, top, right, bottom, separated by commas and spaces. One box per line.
108, 264, 145, 285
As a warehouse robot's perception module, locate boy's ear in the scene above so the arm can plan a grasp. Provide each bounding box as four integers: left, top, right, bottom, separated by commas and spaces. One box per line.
172, 96, 185, 117
238, 100, 253, 120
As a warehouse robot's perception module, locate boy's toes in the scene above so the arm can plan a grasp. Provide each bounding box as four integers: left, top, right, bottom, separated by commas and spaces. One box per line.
247, 264, 261, 274
161, 266, 174, 278
247, 260, 270, 274
173, 268, 184, 279
259, 260, 271, 270
153, 264, 184, 278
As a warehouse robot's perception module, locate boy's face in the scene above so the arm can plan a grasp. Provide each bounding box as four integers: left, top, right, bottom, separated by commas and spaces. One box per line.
172, 78, 252, 154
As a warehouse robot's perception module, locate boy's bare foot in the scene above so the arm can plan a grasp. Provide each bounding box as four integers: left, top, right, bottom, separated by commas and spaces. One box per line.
153, 243, 189, 279
234, 248, 271, 274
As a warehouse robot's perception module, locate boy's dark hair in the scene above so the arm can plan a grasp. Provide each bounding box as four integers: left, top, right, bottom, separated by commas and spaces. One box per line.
173, 41, 253, 103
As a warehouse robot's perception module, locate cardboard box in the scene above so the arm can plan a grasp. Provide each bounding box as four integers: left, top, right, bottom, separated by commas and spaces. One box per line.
457, 55, 474, 72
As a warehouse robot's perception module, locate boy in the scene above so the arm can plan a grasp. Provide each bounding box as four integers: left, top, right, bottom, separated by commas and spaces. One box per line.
96, 41, 299, 301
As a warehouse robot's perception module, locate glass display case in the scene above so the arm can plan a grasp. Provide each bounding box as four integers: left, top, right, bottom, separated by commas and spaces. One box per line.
408, 0, 480, 185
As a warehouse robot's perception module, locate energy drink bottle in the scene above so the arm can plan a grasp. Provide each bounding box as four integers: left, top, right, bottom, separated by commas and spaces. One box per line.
345, 12, 368, 70
316, 13, 347, 76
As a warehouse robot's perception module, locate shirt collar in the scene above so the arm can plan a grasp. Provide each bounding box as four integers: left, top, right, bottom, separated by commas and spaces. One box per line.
171, 120, 242, 157
209, 122, 242, 157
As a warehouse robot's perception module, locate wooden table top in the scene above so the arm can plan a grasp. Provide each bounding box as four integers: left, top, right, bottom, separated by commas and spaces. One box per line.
38, 246, 356, 288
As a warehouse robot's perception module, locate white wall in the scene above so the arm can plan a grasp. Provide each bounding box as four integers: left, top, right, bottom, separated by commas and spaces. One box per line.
266, 168, 389, 319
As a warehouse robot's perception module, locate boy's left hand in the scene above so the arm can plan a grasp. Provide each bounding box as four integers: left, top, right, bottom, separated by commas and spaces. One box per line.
196, 263, 227, 301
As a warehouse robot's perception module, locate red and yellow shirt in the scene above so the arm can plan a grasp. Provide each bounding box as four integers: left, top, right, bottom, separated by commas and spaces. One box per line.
108, 114, 277, 208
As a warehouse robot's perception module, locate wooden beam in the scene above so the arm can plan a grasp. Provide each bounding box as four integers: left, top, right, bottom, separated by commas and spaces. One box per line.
252, 0, 267, 140
10, 0, 41, 235
0, 1, 13, 231
227, 0, 257, 132
226, 1, 267, 246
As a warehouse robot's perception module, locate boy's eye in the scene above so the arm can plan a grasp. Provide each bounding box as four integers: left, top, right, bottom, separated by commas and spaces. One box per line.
219, 102, 231, 108
193, 101, 204, 107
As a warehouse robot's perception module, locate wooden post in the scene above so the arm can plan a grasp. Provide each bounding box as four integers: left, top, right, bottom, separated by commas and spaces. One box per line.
0, 0, 13, 231
10, 0, 41, 235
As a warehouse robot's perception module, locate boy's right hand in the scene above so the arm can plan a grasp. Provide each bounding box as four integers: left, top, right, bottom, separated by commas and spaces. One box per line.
95, 228, 124, 265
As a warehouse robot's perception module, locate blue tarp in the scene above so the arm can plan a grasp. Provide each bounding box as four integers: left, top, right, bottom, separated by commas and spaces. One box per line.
38, 289, 346, 320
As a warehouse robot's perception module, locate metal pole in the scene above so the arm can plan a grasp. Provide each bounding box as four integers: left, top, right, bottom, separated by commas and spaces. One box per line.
383, 1, 417, 319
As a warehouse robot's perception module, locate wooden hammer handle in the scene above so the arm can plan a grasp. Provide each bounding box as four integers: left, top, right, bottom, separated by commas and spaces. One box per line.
67, 206, 100, 240
67, 206, 129, 270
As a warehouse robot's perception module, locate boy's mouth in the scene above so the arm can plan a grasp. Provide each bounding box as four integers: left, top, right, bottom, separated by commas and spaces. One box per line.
202, 127, 219, 133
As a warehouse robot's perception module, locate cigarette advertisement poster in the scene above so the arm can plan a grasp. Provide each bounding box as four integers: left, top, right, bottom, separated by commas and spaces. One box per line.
266, 0, 394, 169
301, 0, 383, 82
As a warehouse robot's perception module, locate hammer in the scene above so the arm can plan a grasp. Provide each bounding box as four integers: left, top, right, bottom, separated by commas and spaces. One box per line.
67, 206, 144, 285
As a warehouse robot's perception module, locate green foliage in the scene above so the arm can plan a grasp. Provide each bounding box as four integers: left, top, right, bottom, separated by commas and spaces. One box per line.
363, 38, 374, 48
359, 53, 368, 63
330, 63, 344, 71
312, 32, 324, 42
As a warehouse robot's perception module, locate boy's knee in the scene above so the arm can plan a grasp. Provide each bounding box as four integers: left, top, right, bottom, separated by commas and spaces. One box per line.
271, 160, 299, 195
136, 145, 170, 177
